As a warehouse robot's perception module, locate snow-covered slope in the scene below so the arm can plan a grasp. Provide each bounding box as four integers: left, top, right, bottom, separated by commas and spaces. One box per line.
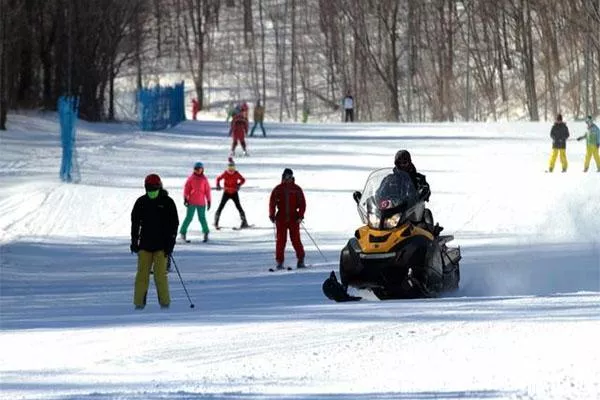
1, 113, 599, 400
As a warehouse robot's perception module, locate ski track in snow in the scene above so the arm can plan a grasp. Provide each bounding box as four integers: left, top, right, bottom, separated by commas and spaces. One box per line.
0, 114, 599, 400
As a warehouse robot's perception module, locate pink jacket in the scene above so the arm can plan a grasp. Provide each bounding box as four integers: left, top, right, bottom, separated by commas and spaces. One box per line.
183, 173, 212, 206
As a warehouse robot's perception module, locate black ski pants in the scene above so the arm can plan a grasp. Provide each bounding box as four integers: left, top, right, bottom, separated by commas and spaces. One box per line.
345, 108, 354, 122
215, 191, 246, 222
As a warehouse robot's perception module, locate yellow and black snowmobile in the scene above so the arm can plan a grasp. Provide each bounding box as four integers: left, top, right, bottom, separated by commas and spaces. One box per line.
323, 168, 461, 301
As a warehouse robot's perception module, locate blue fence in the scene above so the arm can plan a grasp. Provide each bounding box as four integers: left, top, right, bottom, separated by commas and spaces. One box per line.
138, 82, 186, 131
59, 96, 80, 183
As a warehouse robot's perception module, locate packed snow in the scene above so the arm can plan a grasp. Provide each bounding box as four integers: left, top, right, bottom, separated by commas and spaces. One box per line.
1, 113, 599, 400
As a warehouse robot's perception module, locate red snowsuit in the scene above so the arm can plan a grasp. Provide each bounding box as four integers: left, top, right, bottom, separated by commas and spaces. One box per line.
192, 99, 199, 120
230, 113, 248, 153
269, 179, 306, 265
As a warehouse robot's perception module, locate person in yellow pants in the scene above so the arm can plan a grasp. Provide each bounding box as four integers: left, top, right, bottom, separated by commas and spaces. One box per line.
130, 174, 179, 310
576, 116, 600, 172
548, 113, 570, 172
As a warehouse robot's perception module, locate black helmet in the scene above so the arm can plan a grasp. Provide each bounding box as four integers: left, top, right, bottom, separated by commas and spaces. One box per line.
282, 168, 294, 180
394, 150, 412, 169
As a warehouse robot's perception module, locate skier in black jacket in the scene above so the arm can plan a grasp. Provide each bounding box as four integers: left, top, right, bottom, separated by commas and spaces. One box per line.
548, 113, 570, 172
393, 150, 441, 236
130, 174, 179, 310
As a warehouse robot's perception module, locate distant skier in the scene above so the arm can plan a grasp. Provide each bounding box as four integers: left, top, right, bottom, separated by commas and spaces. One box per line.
230, 103, 249, 156
191, 98, 199, 120
342, 90, 354, 122
130, 174, 179, 310
214, 157, 249, 229
576, 115, 600, 172
250, 100, 266, 137
269, 168, 306, 270
226, 102, 236, 123
548, 113, 570, 173
180, 162, 212, 243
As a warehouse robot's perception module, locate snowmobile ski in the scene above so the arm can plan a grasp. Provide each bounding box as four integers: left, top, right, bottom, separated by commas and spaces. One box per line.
322, 271, 362, 302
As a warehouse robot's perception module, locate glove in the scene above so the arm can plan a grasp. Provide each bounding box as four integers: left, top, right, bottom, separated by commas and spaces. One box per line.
269, 215, 276, 223
297, 217, 304, 224
577, 136, 583, 141
236, 184, 241, 191
216, 185, 222, 191
207, 202, 211, 211
184, 197, 189, 207
130, 243, 139, 254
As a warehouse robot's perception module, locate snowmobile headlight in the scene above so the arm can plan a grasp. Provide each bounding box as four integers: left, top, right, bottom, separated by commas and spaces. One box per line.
368, 213, 380, 228
383, 213, 401, 229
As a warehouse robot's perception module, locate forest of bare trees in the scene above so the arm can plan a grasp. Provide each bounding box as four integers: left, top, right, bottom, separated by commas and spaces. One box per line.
1, 0, 599, 129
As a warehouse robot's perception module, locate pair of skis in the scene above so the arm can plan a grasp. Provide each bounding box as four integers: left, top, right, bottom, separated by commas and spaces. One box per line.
215, 224, 255, 231
268, 265, 309, 272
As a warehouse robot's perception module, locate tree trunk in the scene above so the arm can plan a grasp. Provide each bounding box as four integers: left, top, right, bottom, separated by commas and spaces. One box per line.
108, 68, 115, 121
0, 0, 6, 130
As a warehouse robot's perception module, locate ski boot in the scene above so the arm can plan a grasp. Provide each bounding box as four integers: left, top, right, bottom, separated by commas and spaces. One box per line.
240, 214, 249, 229
203, 232, 209, 243
297, 258, 307, 269
275, 263, 285, 270
214, 213, 221, 230
134, 305, 145, 310
180, 232, 187, 242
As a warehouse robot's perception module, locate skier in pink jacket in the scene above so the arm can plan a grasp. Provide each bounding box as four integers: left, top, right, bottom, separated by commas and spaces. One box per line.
180, 162, 212, 242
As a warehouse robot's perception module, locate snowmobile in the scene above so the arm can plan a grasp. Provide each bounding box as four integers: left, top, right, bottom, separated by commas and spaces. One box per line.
322, 168, 461, 302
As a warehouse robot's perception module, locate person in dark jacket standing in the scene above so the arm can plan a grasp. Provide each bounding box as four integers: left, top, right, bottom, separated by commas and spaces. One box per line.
130, 174, 179, 310
548, 113, 570, 172
269, 168, 306, 270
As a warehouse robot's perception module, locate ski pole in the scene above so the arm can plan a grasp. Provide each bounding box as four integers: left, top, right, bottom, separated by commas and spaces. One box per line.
301, 221, 328, 262
169, 255, 195, 309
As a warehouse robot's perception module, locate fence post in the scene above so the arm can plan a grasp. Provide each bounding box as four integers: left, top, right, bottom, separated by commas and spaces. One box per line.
59, 96, 79, 182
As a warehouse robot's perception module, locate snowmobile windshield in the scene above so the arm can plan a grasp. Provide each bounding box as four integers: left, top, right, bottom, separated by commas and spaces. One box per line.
357, 168, 420, 230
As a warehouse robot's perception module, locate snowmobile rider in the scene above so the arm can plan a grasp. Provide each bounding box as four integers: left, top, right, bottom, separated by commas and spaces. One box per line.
393, 150, 442, 235
393, 150, 431, 201
130, 174, 179, 310
269, 168, 306, 270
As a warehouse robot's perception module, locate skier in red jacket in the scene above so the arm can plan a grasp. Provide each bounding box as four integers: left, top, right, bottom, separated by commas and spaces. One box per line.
269, 168, 306, 270
230, 103, 249, 157
214, 158, 249, 229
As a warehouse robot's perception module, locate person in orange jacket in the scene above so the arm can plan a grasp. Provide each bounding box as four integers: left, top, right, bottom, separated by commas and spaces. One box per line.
269, 168, 306, 270
230, 103, 249, 156
214, 157, 249, 229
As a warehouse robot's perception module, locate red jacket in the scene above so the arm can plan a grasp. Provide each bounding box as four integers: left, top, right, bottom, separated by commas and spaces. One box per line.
216, 170, 245, 194
269, 180, 306, 223
231, 114, 248, 138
